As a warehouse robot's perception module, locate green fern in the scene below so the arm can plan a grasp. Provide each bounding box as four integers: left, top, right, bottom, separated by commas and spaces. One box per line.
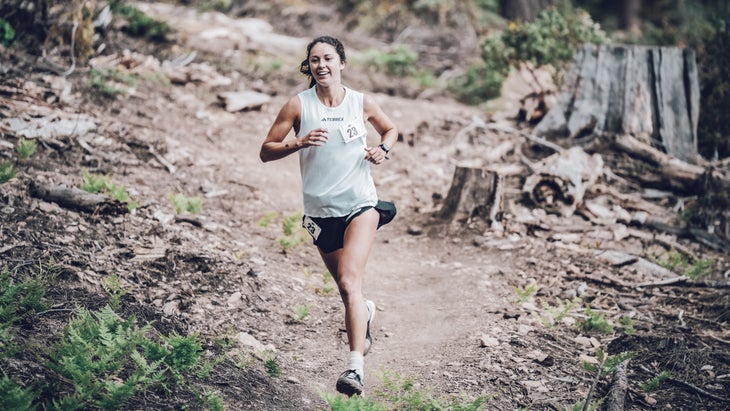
0, 163, 16, 184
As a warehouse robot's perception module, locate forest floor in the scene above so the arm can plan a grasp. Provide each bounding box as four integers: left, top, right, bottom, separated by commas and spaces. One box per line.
1, 2, 729, 410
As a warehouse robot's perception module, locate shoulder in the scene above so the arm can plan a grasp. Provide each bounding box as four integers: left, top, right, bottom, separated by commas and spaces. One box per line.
282, 94, 302, 112
362, 93, 383, 117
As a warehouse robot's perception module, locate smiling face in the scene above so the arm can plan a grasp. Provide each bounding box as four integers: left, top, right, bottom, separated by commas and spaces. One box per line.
308, 42, 346, 88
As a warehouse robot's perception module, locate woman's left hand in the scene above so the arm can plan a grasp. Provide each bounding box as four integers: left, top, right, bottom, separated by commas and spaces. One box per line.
364, 146, 388, 165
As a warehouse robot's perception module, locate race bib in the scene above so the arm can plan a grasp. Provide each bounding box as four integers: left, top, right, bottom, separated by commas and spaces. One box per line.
302, 216, 322, 240
340, 120, 367, 144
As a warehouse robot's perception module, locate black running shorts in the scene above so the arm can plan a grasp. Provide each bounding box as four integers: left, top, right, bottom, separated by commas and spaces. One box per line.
302, 200, 396, 253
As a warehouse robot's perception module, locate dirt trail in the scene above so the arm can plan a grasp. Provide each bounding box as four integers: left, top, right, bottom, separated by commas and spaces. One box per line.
5, 3, 728, 410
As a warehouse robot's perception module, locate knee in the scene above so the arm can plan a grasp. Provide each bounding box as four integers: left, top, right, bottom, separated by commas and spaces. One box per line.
336, 271, 362, 301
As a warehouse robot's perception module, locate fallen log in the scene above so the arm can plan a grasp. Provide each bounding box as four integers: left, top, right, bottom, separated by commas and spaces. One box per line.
605, 360, 630, 411
612, 133, 706, 193
29, 181, 128, 215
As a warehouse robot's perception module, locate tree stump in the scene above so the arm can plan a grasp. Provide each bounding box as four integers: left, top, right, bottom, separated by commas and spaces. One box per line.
437, 167, 502, 226
535, 43, 701, 164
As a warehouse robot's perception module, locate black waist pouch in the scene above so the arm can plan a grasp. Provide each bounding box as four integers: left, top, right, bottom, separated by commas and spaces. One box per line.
375, 200, 397, 228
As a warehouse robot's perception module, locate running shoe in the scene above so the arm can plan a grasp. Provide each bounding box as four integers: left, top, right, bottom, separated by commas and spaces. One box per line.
336, 369, 363, 396
364, 299, 376, 356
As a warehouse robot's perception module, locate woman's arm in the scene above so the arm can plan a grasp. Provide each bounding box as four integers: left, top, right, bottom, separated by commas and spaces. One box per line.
260, 96, 302, 163
363, 94, 398, 164
260, 96, 330, 162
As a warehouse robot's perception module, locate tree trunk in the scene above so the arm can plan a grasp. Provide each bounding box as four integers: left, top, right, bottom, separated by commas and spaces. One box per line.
620, 0, 641, 34
535, 43, 701, 164
437, 167, 502, 226
499, 0, 556, 22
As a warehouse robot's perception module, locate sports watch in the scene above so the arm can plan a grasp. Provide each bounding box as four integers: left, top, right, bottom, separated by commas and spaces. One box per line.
378, 143, 390, 153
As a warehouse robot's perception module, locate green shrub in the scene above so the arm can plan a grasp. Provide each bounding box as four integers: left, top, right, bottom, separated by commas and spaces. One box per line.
0, 163, 16, 184
89, 68, 137, 97
654, 250, 715, 279
50, 306, 153, 409
0, 268, 49, 352
454, 8, 607, 105
449, 63, 506, 104
279, 212, 308, 252
50, 305, 203, 409
16, 139, 37, 159
0, 18, 14, 46
80, 171, 139, 210
263, 352, 280, 378
358, 45, 419, 76
618, 316, 635, 335
581, 350, 635, 378
167, 192, 202, 214
640, 371, 671, 392
577, 307, 613, 335
291, 304, 311, 323
109, 1, 169, 40
0, 375, 35, 411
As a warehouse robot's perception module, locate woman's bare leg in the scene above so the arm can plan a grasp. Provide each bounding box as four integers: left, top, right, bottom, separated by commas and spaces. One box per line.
319, 208, 379, 353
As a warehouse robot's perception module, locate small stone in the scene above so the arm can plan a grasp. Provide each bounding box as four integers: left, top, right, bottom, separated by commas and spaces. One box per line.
227, 291, 243, 307
286, 376, 300, 384
574, 336, 592, 347
407, 225, 423, 235
479, 335, 500, 347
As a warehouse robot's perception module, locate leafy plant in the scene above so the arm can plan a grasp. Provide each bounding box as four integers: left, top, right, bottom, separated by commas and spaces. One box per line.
291, 304, 311, 323
0, 163, 16, 184
449, 64, 506, 105
278, 212, 308, 252
454, 8, 607, 105
577, 307, 614, 335
257, 211, 280, 228
51, 305, 154, 409
581, 350, 635, 378
109, 1, 169, 39
618, 316, 635, 335
654, 250, 715, 279
0, 375, 35, 411
80, 171, 139, 210
263, 352, 281, 378
639, 371, 671, 392
0, 18, 14, 46
569, 398, 603, 411
89, 68, 138, 97
16, 138, 37, 159
325, 392, 386, 411
515, 282, 539, 303
199, 0, 231, 12
358, 45, 419, 76
536, 297, 580, 328
102, 274, 127, 312
167, 192, 202, 215
50, 305, 203, 409
370, 372, 489, 410
315, 270, 335, 296
199, 389, 225, 411
0, 267, 49, 352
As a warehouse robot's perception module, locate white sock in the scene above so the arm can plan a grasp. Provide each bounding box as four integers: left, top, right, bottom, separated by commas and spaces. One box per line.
348, 351, 364, 380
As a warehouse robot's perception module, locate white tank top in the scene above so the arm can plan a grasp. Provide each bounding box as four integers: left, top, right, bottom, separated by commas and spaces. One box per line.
297, 86, 378, 218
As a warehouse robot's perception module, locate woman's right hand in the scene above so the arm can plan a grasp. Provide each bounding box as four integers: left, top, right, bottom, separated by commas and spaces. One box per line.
302, 128, 329, 147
